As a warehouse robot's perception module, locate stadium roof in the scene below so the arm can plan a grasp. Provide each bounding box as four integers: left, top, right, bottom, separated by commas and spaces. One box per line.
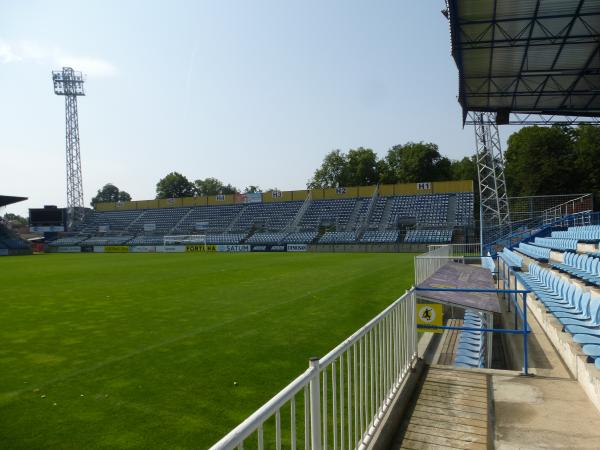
447, 0, 600, 124
0, 195, 27, 208
416, 262, 501, 313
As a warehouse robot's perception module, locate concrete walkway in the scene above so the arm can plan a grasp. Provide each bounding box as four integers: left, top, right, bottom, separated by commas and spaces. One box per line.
492, 372, 600, 449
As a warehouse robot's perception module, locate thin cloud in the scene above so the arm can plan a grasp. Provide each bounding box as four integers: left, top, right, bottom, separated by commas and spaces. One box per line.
0, 39, 117, 77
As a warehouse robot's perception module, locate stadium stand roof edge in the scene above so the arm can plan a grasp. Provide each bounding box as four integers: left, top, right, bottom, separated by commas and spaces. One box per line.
0, 195, 27, 208
447, 0, 600, 124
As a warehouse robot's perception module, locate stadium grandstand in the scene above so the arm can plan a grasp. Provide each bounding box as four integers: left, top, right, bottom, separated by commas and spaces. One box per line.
46, 180, 476, 251
7, 1, 600, 449
0, 195, 31, 256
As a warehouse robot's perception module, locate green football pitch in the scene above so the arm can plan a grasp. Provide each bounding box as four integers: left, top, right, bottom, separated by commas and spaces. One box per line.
0, 252, 415, 449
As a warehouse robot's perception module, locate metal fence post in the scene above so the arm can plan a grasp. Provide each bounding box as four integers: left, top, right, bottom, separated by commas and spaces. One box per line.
309, 358, 322, 450
522, 293, 529, 376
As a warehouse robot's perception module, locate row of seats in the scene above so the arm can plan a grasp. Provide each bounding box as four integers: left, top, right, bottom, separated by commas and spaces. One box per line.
516, 264, 600, 369
48, 236, 87, 247
404, 229, 452, 243
77, 193, 474, 235
455, 192, 474, 226
552, 228, 600, 242
516, 242, 551, 262
387, 194, 449, 226
455, 310, 486, 368
318, 231, 357, 244
534, 237, 578, 251
499, 248, 523, 269
0, 237, 30, 250
481, 255, 496, 273
360, 230, 399, 243
82, 236, 133, 246
0, 223, 30, 250
550, 253, 600, 287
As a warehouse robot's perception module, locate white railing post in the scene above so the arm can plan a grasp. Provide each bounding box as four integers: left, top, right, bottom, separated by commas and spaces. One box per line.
309, 358, 322, 450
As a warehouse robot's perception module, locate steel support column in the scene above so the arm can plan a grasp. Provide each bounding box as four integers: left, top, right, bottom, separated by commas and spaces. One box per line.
473, 112, 511, 246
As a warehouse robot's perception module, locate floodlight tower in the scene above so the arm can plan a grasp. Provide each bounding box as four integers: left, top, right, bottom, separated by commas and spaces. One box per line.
472, 112, 511, 247
52, 67, 85, 216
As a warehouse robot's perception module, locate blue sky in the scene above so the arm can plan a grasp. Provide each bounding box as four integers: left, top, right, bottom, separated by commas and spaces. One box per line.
1, 1, 511, 216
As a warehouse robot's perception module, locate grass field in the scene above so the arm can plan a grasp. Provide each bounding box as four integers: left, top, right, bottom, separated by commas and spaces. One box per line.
0, 252, 414, 449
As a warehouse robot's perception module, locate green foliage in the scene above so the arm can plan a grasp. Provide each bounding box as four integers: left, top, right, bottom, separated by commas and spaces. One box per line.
574, 124, 600, 199
384, 142, 450, 183
308, 143, 470, 188
155, 172, 195, 199
0, 252, 415, 448
244, 185, 261, 193
345, 147, 379, 186
449, 156, 477, 183
307, 150, 348, 188
90, 183, 132, 206
3, 213, 27, 226
194, 177, 238, 196
504, 126, 576, 196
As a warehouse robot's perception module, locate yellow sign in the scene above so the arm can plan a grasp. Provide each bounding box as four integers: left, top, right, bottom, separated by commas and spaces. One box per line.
416, 303, 443, 333
185, 244, 217, 253
104, 245, 129, 253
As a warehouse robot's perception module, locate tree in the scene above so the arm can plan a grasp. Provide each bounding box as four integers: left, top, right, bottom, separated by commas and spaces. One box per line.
307, 150, 349, 188
90, 183, 132, 206
384, 142, 448, 183
156, 172, 195, 199
449, 156, 477, 182
194, 177, 237, 196
3, 213, 27, 226
346, 147, 379, 186
574, 124, 600, 198
244, 185, 261, 193
504, 126, 575, 197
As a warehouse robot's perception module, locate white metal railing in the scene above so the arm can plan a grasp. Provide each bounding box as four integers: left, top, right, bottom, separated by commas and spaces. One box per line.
414, 245, 451, 285
427, 243, 481, 257
541, 193, 593, 226
210, 289, 418, 450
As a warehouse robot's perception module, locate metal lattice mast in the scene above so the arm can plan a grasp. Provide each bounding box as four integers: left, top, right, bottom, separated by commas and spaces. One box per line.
472, 112, 511, 246
52, 67, 85, 211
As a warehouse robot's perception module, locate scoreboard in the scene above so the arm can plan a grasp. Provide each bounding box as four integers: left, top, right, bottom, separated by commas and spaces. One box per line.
29, 206, 65, 232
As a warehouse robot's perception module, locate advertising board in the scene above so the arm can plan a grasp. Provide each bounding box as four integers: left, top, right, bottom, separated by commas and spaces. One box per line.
57, 246, 81, 253
251, 245, 287, 252
217, 244, 250, 252
130, 246, 156, 253
287, 244, 308, 252
185, 244, 217, 253
155, 245, 186, 253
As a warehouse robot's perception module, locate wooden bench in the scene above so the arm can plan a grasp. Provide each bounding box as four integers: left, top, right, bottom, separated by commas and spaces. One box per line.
437, 319, 463, 365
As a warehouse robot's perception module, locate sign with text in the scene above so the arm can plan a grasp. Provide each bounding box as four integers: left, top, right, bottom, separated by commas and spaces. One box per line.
217, 244, 250, 252
185, 244, 217, 253
287, 244, 308, 252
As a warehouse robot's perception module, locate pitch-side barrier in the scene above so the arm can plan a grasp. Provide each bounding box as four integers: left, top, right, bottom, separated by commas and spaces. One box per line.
209, 289, 418, 450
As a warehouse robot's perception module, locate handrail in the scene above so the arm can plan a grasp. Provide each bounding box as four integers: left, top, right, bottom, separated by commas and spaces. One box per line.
210, 289, 417, 450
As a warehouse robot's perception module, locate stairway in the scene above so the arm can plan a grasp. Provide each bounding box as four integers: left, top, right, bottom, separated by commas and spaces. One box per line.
169, 208, 194, 234
345, 199, 364, 231
379, 198, 394, 231
447, 193, 458, 227
125, 210, 148, 233
225, 204, 248, 233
